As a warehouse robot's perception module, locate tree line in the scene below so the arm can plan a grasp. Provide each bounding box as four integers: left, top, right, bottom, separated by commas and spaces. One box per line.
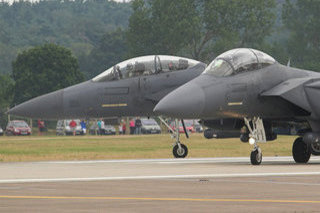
1, 0, 320, 126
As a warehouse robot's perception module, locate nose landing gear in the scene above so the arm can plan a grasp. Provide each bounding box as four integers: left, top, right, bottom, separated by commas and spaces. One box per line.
244, 117, 266, 165
173, 143, 188, 158
158, 117, 189, 158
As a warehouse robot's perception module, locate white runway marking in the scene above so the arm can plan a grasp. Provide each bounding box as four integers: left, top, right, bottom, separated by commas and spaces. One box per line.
0, 157, 319, 184
1, 172, 320, 184
37, 156, 308, 164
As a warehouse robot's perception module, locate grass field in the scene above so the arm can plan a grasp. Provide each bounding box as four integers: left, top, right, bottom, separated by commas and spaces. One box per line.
0, 134, 297, 162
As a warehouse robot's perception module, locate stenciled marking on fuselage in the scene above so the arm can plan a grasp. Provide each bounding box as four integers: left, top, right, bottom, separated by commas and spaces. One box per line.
227, 102, 243, 106
101, 103, 128, 108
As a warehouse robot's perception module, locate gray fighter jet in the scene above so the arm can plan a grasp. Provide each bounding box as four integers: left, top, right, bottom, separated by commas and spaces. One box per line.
154, 48, 320, 165
8, 55, 207, 159
9, 55, 205, 119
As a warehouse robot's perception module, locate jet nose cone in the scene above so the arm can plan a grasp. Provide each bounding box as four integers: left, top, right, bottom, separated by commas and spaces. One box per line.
154, 82, 205, 118
8, 90, 64, 119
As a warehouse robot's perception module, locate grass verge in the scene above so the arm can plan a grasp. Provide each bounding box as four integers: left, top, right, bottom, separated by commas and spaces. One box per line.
0, 134, 296, 162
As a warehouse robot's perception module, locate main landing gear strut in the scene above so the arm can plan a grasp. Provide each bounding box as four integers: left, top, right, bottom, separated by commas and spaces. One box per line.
245, 117, 313, 165
158, 117, 188, 158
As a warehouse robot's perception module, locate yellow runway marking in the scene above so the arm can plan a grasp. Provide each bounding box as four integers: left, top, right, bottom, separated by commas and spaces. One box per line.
0, 195, 319, 203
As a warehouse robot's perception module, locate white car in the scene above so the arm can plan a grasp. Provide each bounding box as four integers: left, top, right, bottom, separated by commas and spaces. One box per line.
141, 118, 161, 134
56, 119, 84, 136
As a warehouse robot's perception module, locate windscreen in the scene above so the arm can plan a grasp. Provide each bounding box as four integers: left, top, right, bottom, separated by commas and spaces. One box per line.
13, 121, 28, 127
203, 48, 276, 77
92, 55, 200, 82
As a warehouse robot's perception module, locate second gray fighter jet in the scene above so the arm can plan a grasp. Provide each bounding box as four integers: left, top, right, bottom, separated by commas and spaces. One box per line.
155, 48, 320, 165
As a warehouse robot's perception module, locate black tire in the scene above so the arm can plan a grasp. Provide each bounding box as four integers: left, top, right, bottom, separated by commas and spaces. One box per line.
292, 137, 311, 163
204, 129, 214, 139
310, 142, 320, 156
250, 149, 262, 165
173, 143, 188, 158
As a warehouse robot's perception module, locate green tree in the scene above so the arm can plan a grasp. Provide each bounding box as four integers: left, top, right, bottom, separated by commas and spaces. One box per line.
12, 43, 84, 105
0, 0, 131, 74
80, 28, 128, 78
0, 74, 14, 127
282, 0, 320, 71
127, 0, 276, 62
198, 0, 276, 60
127, 0, 201, 57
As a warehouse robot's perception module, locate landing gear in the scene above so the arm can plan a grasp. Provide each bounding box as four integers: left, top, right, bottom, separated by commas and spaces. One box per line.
292, 137, 311, 163
244, 117, 266, 165
158, 117, 189, 158
173, 143, 188, 158
250, 147, 262, 165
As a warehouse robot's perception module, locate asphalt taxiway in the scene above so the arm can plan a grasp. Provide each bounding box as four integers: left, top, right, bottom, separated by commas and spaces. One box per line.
0, 156, 320, 212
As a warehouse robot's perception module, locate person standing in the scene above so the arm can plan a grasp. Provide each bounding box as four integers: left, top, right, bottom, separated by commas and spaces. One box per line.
80, 120, 86, 135
135, 117, 142, 135
37, 119, 45, 136
129, 119, 135, 135
122, 120, 126, 135
118, 123, 123, 135
69, 119, 77, 136
97, 120, 101, 135
100, 119, 105, 135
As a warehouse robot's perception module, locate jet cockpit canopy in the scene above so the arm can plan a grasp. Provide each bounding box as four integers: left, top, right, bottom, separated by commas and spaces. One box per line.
92, 55, 200, 82
203, 48, 276, 77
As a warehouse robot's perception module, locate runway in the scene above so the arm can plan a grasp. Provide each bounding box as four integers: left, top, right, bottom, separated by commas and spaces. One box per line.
0, 156, 320, 212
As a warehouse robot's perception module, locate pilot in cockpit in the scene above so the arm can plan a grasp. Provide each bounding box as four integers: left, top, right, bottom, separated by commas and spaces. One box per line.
134, 62, 145, 76
116, 65, 122, 79
126, 63, 134, 78
168, 61, 175, 71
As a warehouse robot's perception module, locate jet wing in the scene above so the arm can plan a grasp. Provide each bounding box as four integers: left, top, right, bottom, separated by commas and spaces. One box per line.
261, 77, 320, 117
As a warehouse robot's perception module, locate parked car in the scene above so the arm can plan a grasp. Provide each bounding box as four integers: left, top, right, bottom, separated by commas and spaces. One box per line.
141, 118, 161, 134
6, 120, 32, 136
170, 120, 203, 133
0, 126, 3, 136
56, 119, 84, 135
193, 120, 204, 133
104, 125, 116, 135
89, 123, 116, 135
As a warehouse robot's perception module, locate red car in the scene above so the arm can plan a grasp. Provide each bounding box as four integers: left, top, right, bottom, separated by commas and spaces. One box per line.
6, 120, 32, 136
170, 120, 196, 133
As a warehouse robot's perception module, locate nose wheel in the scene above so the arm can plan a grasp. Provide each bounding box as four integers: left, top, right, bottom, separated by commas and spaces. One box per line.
173, 143, 188, 158
158, 117, 189, 158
